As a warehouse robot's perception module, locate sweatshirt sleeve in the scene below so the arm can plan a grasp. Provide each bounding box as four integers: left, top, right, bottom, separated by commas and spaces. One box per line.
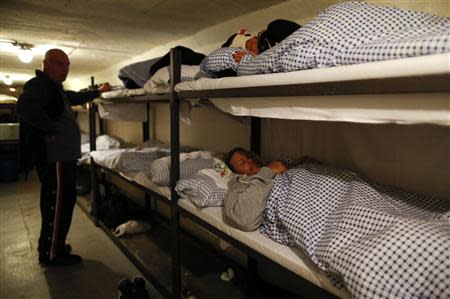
65, 89, 100, 105
17, 80, 57, 134
223, 167, 276, 231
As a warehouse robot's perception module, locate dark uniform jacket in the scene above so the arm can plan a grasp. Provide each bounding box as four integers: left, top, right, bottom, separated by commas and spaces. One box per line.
18, 70, 99, 173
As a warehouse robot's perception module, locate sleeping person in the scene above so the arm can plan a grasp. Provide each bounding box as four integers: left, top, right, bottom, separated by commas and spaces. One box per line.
222, 19, 301, 63
223, 147, 450, 297
223, 148, 287, 231
224, 147, 316, 231
198, 19, 301, 77
222, 19, 301, 62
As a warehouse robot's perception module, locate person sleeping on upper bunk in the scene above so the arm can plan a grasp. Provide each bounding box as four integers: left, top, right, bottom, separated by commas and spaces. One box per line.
224, 147, 318, 231
222, 19, 301, 63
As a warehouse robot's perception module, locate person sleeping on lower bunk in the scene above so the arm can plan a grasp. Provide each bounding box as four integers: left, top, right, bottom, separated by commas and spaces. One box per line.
223, 147, 450, 298
224, 147, 319, 231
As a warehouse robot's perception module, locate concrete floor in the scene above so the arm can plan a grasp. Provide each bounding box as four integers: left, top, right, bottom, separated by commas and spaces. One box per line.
0, 171, 162, 299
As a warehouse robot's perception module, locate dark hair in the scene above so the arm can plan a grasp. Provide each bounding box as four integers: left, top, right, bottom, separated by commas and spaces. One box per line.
222, 33, 237, 48
226, 147, 264, 172
257, 19, 301, 53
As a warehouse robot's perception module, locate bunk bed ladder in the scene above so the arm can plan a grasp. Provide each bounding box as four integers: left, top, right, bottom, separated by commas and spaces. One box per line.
169, 47, 182, 299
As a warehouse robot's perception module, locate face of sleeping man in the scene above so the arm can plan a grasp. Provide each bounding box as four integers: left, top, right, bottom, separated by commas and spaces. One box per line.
230, 151, 261, 175
245, 37, 259, 55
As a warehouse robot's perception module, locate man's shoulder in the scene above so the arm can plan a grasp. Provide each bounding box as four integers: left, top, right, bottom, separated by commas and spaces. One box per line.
24, 71, 53, 90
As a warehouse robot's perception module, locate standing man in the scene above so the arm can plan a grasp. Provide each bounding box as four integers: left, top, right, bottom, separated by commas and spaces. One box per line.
18, 49, 111, 266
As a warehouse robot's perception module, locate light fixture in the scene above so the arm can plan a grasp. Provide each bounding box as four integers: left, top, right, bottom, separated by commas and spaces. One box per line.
0, 39, 34, 63
3, 75, 13, 86
9, 87, 17, 92
17, 44, 33, 63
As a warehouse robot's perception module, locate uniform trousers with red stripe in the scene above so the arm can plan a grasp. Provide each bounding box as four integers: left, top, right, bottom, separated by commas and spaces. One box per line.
36, 160, 77, 260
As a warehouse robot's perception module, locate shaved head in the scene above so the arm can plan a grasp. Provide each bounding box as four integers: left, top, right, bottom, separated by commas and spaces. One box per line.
43, 48, 70, 84
44, 48, 67, 61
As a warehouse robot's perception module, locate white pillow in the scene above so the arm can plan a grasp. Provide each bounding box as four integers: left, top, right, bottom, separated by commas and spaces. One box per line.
144, 65, 200, 94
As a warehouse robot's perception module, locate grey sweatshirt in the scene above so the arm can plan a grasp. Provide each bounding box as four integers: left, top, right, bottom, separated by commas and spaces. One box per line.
223, 167, 276, 232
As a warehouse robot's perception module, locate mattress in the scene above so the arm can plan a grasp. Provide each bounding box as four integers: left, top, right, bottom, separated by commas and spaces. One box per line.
177, 198, 350, 299
175, 53, 450, 125
90, 148, 171, 199
101, 88, 147, 99
133, 172, 171, 199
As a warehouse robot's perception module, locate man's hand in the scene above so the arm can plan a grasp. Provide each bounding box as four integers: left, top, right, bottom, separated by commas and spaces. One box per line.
232, 51, 254, 63
98, 83, 112, 94
267, 160, 288, 174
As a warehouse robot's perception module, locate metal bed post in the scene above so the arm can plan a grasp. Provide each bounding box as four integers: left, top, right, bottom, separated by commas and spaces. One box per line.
250, 117, 261, 155
89, 76, 100, 225
143, 103, 150, 142
143, 103, 152, 211
169, 47, 182, 299
248, 116, 261, 275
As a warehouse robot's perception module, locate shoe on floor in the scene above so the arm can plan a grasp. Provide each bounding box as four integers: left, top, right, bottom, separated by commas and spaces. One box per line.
64, 244, 72, 254
38, 244, 72, 254
118, 278, 134, 299
39, 253, 82, 266
133, 277, 150, 299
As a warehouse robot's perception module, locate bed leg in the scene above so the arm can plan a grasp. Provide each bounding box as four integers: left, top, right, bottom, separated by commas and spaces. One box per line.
90, 159, 99, 227
248, 256, 258, 274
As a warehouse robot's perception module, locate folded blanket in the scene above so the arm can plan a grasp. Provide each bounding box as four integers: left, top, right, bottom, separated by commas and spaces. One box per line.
149, 151, 215, 186
175, 158, 233, 207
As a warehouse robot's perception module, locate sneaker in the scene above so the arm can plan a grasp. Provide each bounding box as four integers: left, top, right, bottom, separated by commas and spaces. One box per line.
118, 278, 134, 299
39, 253, 82, 266
132, 277, 150, 299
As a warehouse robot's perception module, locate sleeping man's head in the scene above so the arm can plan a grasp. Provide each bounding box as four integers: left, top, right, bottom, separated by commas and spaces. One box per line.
227, 147, 263, 175
222, 29, 259, 55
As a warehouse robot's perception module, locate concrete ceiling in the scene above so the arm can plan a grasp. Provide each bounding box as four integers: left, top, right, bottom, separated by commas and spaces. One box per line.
0, 0, 286, 86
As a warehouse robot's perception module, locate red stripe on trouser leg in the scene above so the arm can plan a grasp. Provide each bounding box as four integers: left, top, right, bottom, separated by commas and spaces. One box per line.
50, 162, 63, 260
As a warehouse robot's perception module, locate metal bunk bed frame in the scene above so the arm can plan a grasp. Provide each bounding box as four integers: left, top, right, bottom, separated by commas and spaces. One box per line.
88, 47, 450, 299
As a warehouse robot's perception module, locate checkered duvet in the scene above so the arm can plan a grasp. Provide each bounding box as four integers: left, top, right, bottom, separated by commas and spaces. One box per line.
260, 164, 450, 298
238, 1, 450, 75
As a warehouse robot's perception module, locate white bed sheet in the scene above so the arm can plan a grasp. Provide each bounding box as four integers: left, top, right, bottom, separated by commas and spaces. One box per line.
175, 53, 450, 125
101, 88, 147, 99
144, 65, 200, 95
90, 148, 171, 199
177, 198, 351, 299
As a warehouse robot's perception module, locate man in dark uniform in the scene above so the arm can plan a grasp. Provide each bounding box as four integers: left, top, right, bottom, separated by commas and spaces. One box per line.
18, 48, 111, 266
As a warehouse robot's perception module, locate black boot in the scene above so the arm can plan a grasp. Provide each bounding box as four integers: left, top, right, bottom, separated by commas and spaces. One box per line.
118, 278, 134, 299
132, 277, 150, 299
39, 253, 82, 266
